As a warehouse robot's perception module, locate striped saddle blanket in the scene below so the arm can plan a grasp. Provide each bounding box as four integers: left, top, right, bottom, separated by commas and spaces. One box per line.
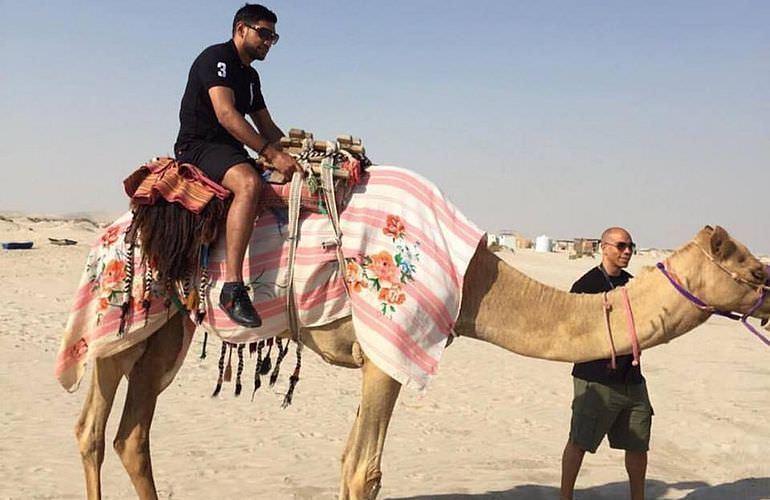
55, 166, 485, 392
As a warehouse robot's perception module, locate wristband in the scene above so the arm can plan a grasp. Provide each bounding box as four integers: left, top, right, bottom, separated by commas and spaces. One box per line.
258, 142, 271, 156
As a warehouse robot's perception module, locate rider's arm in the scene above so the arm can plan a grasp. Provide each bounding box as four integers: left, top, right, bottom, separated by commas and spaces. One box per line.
249, 108, 285, 146
208, 86, 299, 177
208, 86, 275, 159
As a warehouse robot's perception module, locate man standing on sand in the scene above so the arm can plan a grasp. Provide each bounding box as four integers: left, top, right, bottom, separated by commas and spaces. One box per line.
560, 227, 653, 500
174, 4, 301, 328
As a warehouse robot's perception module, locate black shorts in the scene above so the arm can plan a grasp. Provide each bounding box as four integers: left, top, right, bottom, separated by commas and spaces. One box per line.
174, 141, 256, 184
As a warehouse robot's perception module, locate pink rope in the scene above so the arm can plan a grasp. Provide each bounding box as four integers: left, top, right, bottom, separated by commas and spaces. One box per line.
602, 292, 618, 370
620, 287, 642, 366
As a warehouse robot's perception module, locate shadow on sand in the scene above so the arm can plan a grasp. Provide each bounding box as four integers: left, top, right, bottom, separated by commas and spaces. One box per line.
388, 477, 770, 500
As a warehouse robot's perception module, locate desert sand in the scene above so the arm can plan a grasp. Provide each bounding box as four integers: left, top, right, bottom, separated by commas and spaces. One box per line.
1, 214, 768, 499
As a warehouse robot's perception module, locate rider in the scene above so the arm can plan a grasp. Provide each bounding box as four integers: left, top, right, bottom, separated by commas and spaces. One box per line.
174, 3, 301, 327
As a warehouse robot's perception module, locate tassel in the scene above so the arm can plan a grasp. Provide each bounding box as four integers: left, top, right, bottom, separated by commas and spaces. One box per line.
211, 341, 227, 397
200, 331, 208, 359
223, 343, 233, 382
281, 342, 303, 408
269, 338, 290, 386
235, 344, 245, 396
260, 338, 273, 375
117, 302, 130, 337
142, 267, 153, 324
251, 340, 265, 401
118, 219, 136, 337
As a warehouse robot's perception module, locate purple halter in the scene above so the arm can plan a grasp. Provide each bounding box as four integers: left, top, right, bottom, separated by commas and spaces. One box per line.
656, 262, 770, 347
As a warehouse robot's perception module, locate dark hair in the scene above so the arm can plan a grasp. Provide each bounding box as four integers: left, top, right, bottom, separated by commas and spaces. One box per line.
232, 3, 277, 34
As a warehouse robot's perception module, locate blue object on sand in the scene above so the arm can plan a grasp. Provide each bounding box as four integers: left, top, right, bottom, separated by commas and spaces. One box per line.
2, 241, 34, 250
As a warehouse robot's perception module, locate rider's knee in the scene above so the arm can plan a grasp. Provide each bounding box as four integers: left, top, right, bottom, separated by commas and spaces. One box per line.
224, 163, 262, 197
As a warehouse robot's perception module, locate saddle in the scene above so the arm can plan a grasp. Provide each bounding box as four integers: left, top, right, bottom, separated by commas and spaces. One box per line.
258, 128, 369, 213
124, 128, 369, 215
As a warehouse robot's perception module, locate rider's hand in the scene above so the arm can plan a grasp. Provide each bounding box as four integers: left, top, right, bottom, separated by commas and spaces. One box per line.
264, 147, 302, 180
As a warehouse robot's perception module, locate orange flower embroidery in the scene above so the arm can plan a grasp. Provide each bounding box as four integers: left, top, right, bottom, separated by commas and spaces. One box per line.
100, 224, 122, 246
383, 215, 405, 240
378, 286, 406, 305
70, 338, 89, 359
98, 297, 110, 311
368, 250, 400, 285
345, 260, 368, 293
102, 259, 127, 289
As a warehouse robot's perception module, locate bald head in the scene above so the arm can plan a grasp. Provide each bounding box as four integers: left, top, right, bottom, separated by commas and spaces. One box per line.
600, 227, 634, 276
601, 227, 631, 242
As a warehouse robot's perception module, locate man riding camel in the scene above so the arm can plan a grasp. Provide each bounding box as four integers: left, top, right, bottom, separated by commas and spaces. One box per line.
174, 3, 301, 328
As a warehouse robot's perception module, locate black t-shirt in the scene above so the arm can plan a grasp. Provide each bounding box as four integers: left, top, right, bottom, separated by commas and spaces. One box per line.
570, 266, 644, 385
175, 40, 266, 149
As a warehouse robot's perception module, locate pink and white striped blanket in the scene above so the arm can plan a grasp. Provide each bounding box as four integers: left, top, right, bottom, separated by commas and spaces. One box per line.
56, 166, 484, 392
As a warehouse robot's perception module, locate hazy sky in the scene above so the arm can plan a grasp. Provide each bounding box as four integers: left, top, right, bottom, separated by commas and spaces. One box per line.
1, 1, 768, 252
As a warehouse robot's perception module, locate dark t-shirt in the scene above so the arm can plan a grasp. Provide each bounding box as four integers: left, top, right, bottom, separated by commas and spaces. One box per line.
570, 266, 644, 385
175, 40, 266, 149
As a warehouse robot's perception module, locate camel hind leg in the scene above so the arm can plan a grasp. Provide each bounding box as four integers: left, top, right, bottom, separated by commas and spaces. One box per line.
339, 355, 402, 500
75, 340, 148, 499
112, 314, 186, 500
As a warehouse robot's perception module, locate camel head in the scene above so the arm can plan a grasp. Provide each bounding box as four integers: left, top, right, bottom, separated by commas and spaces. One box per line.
679, 225, 770, 328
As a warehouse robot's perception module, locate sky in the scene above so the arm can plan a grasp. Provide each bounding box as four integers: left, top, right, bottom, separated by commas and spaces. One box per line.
1, 1, 768, 252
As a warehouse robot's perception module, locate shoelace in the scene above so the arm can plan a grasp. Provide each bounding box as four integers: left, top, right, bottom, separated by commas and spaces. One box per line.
232, 285, 251, 302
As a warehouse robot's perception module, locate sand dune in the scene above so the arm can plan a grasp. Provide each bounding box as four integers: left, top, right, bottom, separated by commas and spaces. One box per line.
1, 216, 768, 499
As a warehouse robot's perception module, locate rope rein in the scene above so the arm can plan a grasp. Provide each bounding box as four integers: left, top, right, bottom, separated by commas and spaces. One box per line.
656, 254, 770, 347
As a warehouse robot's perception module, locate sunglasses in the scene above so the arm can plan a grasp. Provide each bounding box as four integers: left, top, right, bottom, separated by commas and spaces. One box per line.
604, 241, 636, 252
245, 24, 280, 45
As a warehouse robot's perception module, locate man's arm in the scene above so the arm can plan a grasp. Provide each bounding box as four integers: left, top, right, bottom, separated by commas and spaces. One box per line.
208, 86, 299, 176
249, 108, 284, 145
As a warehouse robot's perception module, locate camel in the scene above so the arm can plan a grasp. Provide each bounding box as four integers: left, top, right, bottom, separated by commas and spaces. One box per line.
73, 224, 770, 500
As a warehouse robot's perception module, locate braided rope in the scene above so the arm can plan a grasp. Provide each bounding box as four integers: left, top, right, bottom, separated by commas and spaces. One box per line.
196, 246, 209, 324
118, 214, 136, 336
269, 338, 290, 386
211, 341, 228, 397
282, 342, 302, 408
142, 266, 153, 324
235, 344, 245, 396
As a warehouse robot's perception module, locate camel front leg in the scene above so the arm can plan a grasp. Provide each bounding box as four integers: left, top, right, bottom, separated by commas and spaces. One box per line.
339, 357, 401, 500
75, 355, 124, 500
113, 315, 185, 499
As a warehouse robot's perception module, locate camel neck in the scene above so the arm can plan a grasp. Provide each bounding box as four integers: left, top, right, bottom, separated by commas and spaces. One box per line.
455, 247, 709, 362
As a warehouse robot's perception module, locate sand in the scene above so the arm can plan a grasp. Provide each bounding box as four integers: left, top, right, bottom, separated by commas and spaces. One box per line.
1, 215, 768, 499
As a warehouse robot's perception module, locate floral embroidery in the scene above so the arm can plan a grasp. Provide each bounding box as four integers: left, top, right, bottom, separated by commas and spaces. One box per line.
102, 259, 127, 290
368, 251, 401, 285
85, 223, 165, 326
345, 260, 368, 293
69, 338, 89, 360
345, 214, 420, 317
100, 224, 123, 246
383, 214, 405, 239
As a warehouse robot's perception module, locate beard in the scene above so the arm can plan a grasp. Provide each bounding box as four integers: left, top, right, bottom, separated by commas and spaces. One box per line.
246, 44, 268, 61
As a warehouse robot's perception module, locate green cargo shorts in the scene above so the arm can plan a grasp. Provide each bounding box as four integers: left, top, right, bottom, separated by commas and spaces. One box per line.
568, 378, 653, 453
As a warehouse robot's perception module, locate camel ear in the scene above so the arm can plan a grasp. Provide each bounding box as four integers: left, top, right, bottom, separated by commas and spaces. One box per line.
709, 225, 736, 260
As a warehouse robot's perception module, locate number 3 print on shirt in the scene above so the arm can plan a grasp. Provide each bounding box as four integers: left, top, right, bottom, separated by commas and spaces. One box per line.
217, 62, 227, 78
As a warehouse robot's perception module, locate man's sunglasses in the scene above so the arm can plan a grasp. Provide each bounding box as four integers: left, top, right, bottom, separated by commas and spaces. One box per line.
245, 24, 280, 45
604, 241, 636, 252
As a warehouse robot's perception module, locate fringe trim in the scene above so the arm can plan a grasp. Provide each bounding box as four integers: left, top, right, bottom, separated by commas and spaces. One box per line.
209, 337, 302, 405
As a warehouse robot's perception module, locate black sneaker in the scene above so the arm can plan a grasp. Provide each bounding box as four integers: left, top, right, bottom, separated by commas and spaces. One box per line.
219, 282, 262, 328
